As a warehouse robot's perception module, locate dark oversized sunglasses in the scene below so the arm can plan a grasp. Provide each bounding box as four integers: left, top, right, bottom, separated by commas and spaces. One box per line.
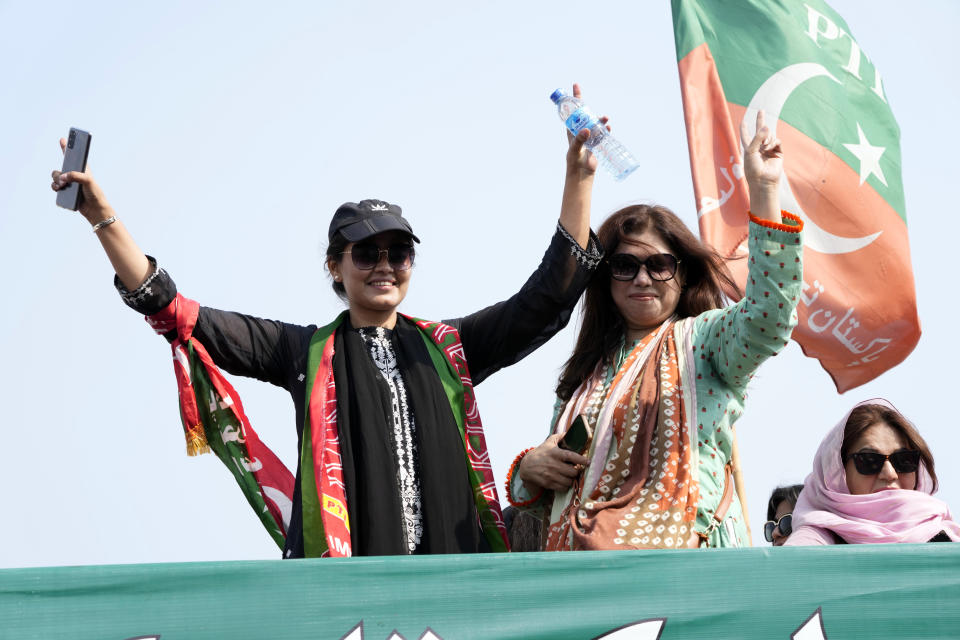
608, 253, 680, 282
341, 243, 415, 271
763, 513, 793, 542
845, 449, 921, 475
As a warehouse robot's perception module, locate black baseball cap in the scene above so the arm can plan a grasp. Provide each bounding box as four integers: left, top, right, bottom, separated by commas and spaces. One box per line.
328, 199, 420, 243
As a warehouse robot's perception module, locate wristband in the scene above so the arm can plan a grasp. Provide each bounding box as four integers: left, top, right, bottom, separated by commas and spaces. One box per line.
748, 210, 803, 233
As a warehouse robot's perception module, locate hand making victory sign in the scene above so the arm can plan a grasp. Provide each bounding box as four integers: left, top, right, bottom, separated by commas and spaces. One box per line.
741, 109, 784, 223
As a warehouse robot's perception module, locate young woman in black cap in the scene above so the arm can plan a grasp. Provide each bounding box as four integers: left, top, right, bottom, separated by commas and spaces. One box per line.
51, 86, 604, 558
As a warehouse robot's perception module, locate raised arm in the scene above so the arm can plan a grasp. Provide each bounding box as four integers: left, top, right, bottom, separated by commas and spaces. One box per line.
741, 110, 783, 223
50, 138, 151, 291
449, 84, 604, 382
558, 83, 600, 249
694, 110, 803, 390
51, 138, 311, 390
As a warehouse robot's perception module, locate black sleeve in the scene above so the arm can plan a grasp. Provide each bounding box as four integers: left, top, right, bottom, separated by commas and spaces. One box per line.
114, 256, 178, 315
115, 257, 314, 391
190, 308, 314, 389
444, 223, 602, 386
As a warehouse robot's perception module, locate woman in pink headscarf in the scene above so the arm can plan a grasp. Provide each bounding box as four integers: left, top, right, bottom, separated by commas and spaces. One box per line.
786, 399, 960, 545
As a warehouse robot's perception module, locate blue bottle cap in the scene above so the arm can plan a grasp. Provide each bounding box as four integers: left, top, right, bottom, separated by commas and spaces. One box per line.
549, 89, 567, 104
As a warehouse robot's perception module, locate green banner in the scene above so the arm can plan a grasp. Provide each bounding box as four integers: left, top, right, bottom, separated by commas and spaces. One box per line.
671, 0, 920, 392
2, 546, 958, 639
673, 0, 904, 217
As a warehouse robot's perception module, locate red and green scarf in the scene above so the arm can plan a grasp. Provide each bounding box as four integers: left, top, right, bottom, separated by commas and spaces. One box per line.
147, 295, 509, 556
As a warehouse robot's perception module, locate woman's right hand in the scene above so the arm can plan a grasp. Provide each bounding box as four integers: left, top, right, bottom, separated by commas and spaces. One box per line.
50, 137, 152, 291
51, 137, 115, 225
517, 434, 590, 492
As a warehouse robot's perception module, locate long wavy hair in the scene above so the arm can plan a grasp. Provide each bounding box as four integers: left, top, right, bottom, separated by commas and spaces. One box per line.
556, 203, 741, 401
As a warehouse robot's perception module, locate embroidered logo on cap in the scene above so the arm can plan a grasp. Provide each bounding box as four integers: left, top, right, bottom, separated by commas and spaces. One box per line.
370, 203, 388, 211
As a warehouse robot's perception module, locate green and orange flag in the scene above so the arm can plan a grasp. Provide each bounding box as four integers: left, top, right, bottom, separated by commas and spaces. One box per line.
672, 0, 919, 392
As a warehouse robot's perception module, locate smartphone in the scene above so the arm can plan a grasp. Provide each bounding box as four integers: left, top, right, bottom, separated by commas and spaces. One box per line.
559, 414, 590, 455
56, 127, 92, 211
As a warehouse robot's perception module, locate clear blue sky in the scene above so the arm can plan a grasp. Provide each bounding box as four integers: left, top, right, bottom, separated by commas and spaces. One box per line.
1, 1, 956, 567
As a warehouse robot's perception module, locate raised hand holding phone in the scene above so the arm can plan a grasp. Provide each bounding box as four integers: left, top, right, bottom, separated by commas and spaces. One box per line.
55, 128, 91, 211
51, 130, 114, 227
50, 132, 152, 291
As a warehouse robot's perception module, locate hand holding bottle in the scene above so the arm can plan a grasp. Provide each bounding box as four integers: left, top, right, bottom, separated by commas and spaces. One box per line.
551, 86, 639, 181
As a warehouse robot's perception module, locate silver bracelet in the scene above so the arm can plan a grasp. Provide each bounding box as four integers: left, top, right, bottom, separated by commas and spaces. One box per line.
91, 216, 117, 233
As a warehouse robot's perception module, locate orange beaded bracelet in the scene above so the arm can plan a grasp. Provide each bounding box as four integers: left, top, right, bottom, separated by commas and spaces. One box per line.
504, 447, 545, 508
748, 210, 804, 233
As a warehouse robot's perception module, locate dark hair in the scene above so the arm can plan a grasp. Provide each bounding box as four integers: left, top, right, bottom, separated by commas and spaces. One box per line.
767, 484, 804, 521
325, 232, 350, 301
503, 506, 543, 552
841, 404, 937, 491
556, 204, 741, 401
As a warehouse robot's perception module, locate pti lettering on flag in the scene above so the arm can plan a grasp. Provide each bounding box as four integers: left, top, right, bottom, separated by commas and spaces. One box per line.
672, 0, 920, 392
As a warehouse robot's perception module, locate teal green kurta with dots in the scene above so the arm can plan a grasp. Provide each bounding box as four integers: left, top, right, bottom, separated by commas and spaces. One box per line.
514, 216, 803, 548
688, 217, 803, 546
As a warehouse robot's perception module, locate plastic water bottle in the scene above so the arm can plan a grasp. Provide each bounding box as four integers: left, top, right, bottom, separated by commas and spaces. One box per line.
550, 89, 640, 181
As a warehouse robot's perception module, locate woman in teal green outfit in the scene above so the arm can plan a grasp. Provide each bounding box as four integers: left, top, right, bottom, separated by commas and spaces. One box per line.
507, 111, 804, 549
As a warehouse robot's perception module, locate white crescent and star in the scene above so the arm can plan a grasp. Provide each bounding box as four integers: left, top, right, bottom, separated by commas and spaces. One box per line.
843, 123, 888, 186
741, 62, 884, 255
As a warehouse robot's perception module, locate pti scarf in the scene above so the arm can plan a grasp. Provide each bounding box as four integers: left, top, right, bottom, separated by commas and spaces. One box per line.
148, 295, 509, 556
545, 318, 700, 550
792, 398, 960, 544
146, 294, 294, 549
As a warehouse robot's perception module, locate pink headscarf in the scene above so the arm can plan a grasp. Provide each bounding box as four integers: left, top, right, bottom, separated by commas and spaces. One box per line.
791, 398, 960, 544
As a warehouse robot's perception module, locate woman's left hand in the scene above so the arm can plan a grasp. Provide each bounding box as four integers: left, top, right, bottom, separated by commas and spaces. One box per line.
740, 109, 783, 221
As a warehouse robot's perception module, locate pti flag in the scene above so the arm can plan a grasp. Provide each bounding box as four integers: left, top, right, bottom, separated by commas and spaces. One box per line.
672, 0, 920, 392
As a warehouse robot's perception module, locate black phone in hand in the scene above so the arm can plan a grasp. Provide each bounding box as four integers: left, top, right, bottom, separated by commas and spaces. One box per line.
56, 127, 91, 211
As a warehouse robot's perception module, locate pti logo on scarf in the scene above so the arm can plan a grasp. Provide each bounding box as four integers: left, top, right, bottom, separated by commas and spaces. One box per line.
672, 0, 920, 392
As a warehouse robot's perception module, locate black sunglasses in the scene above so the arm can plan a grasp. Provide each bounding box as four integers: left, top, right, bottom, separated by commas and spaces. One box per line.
763, 513, 792, 542
845, 449, 920, 475
341, 243, 415, 271
608, 253, 680, 282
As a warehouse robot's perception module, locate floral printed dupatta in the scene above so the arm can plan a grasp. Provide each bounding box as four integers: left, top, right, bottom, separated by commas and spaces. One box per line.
545, 319, 700, 550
